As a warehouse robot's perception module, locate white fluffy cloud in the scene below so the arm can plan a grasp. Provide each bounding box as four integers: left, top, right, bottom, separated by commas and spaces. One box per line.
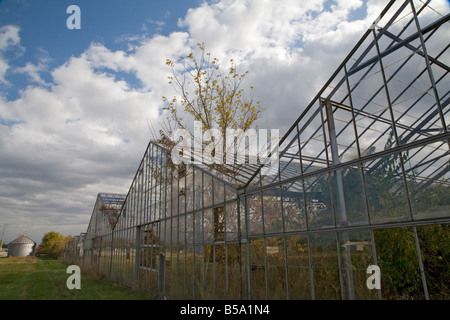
175, 0, 388, 132
0, 21, 196, 241
0, 25, 22, 85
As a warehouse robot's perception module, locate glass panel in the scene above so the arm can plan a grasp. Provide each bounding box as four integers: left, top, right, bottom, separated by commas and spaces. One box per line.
178, 246, 186, 299
310, 232, 341, 299
165, 247, 176, 298
194, 169, 203, 211
214, 244, 227, 299
282, 180, 307, 232
286, 235, 312, 299
349, 58, 396, 156
166, 185, 172, 217
262, 188, 283, 234
160, 219, 167, 246
178, 215, 185, 245
225, 202, 239, 241
404, 142, 450, 220
278, 129, 302, 181
154, 202, 161, 223
330, 106, 359, 162
171, 182, 179, 217
240, 242, 249, 300
214, 180, 225, 205
204, 174, 213, 208
179, 177, 186, 215
436, 70, 450, 129
417, 224, 450, 300
185, 246, 194, 300
248, 193, 263, 235
338, 230, 377, 300
225, 185, 237, 201
165, 218, 173, 246
194, 211, 203, 244
239, 198, 247, 238
204, 245, 214, 298
374, 227, 424, 299
185, 170, 194, 213
364, 153, 410, 223
335, 165, 369, 226
186, 213, 194, 244
227, 243, 242, 299
193, 245, 205, 299
203, 209, 214, 243
305, 173, 335, 229
266, 237, 287, 299
298, 104, 329, 173
249, 238, 266, 299
214, 206, 225, 242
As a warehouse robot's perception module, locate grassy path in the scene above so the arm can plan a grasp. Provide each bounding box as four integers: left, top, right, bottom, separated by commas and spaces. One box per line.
0, 256, 153, 300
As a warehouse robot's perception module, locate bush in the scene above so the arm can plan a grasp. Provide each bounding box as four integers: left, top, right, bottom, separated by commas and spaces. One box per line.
40, 231, 72, 258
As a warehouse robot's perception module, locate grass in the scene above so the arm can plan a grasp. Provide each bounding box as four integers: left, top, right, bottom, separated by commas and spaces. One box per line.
0, 255, 155, 300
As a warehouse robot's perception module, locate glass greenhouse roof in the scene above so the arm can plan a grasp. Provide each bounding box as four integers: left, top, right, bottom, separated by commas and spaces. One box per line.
245, 0, 450, 192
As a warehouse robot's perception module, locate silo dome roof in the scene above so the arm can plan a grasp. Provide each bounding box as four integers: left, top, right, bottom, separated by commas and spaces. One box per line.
9, 235, 36, 245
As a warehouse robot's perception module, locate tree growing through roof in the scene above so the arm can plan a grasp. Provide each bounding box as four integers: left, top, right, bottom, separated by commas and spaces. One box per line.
160, 43, 264, 170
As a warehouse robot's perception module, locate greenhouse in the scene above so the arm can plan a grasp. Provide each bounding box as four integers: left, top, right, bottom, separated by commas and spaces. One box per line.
65, 0, 450, 300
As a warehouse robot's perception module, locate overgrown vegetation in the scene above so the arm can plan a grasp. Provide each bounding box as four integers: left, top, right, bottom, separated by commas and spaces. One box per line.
39, 231, 71, 258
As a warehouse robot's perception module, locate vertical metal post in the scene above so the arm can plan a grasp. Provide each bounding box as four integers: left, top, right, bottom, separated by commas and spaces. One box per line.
159, 252, 166, 299
237, 191, 244, 300
195, 181, 202, 251
225, 244, 229, 299
244, 195, 252, 300
135, 226, 141, 281
283, 234, 289, 300
213, 245, 216, 299
0, 224, 7, 249
263, 237, 269, 300
306, 233, 315, 300
325, 101, 347, 223
109, 231, 115, 277
412, 226, 430, 300
370, 229, 382, 300
325, 100, 355, 300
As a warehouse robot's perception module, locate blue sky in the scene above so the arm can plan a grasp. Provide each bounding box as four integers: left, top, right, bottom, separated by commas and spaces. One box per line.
0, 0, 448, 243
0, 0, 201, 98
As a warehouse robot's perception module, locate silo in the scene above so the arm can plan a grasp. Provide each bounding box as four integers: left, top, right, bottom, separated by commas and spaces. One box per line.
7, 235, 36, 257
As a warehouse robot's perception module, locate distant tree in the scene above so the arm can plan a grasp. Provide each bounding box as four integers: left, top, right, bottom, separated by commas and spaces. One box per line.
40, 231, 72, 258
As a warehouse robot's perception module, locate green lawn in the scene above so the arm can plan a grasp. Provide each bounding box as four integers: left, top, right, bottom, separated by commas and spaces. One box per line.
0, 255, 154, 300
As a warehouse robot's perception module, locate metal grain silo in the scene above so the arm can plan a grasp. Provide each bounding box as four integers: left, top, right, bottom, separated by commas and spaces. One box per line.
7, 235, 36, 257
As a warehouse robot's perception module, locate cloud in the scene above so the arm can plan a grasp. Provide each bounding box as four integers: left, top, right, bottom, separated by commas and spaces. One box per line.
174, 0, 388, 133
14, 61, 49, 86
0, 29, 192, 242
178, 0, 372, 62
0, 25, 22, 85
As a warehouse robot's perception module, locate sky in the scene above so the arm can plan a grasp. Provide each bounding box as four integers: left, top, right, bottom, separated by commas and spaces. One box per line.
0, 0, 449, 244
